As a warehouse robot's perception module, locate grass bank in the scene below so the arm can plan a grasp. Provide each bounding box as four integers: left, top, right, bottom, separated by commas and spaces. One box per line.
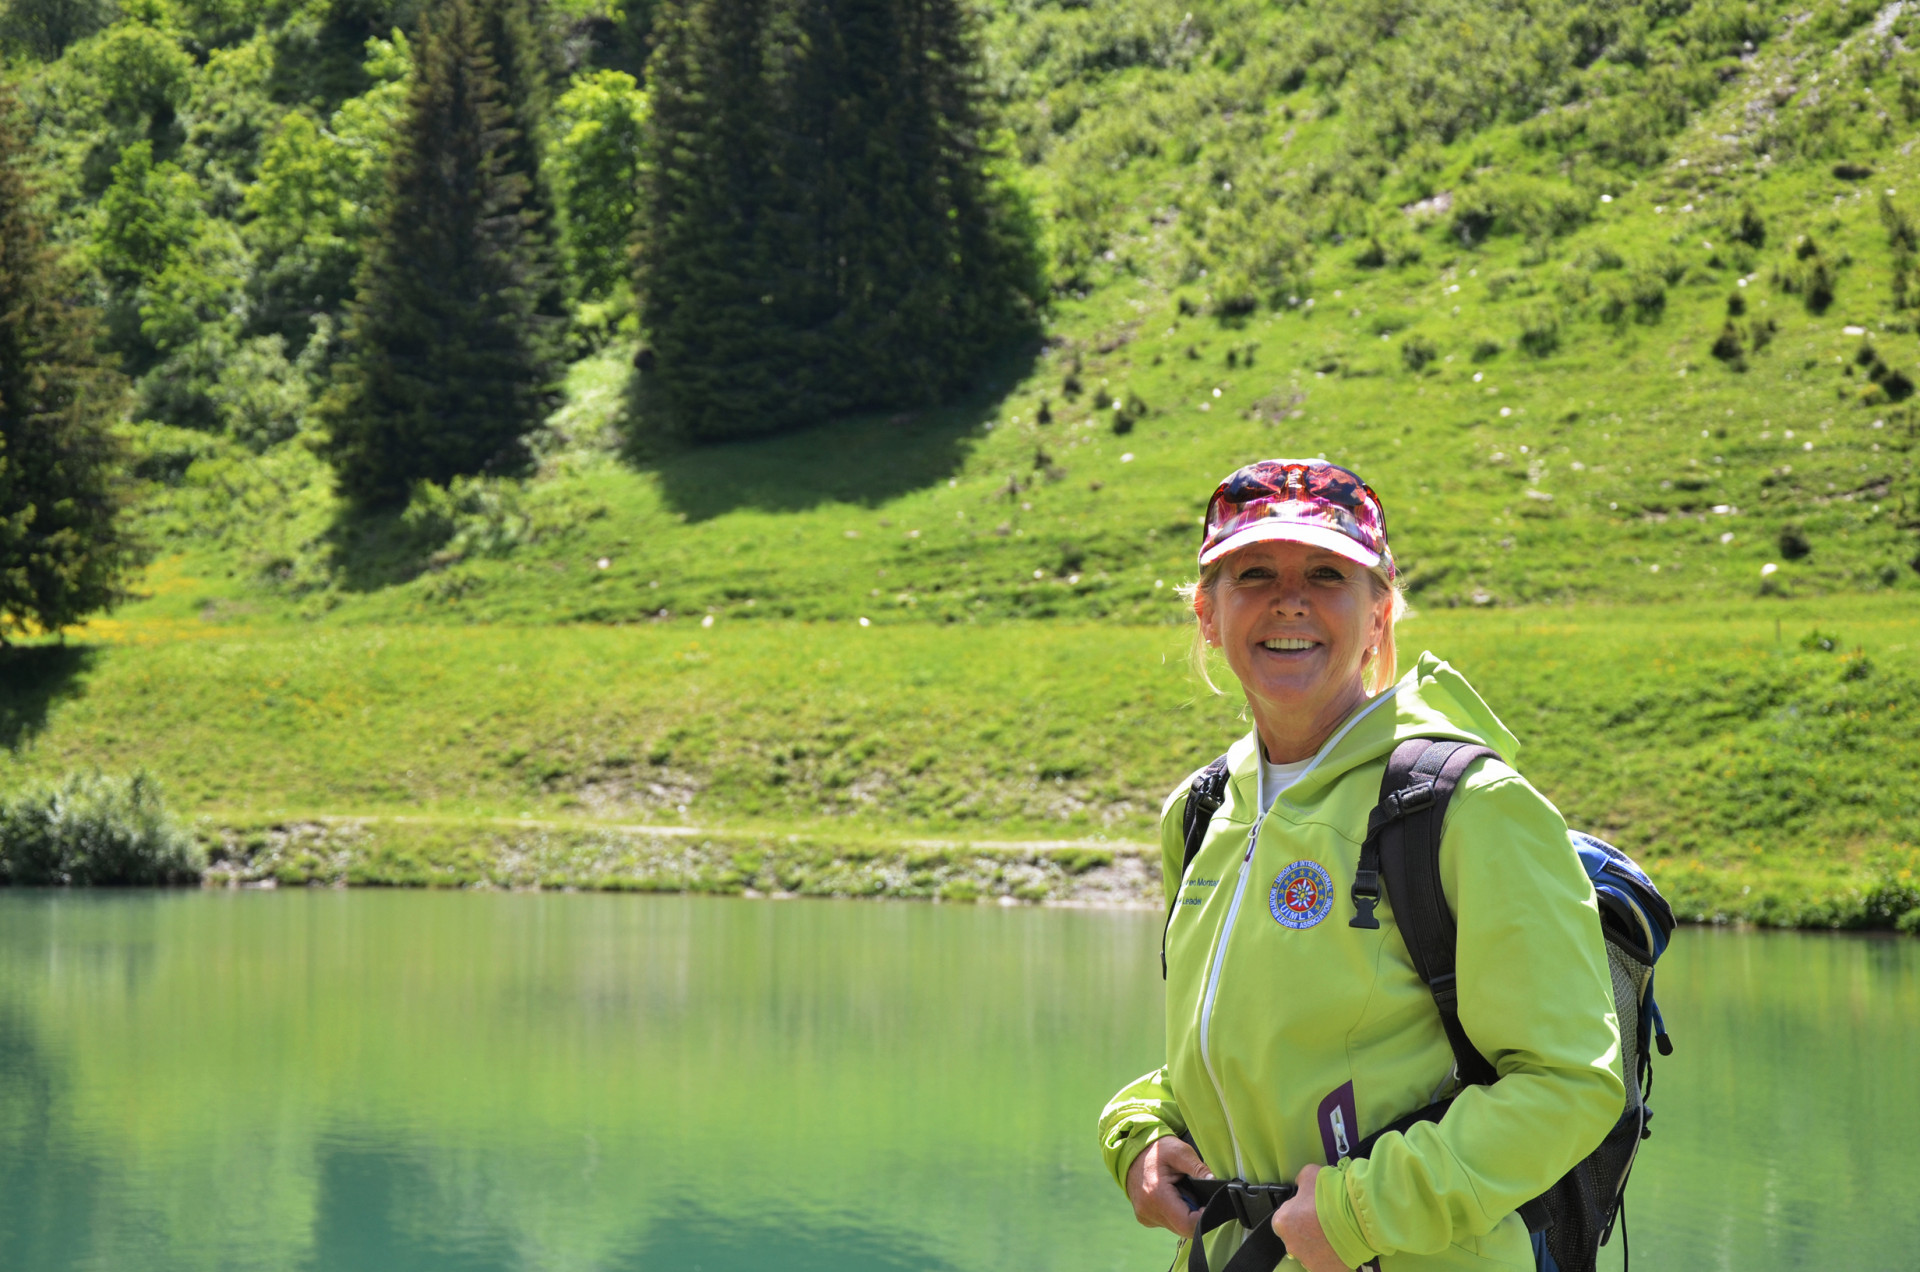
197, 816, 1158, 905
6, 595, 1917, 928
186, 814, 1919, 931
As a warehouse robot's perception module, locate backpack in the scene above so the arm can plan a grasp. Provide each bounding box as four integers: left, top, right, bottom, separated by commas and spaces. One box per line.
1166, 739, 1674, 1272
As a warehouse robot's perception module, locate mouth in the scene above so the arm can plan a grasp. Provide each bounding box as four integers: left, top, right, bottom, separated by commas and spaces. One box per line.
1260, 637, 1320, 653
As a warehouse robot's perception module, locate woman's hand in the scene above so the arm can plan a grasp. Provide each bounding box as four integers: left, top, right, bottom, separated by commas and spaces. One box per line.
1124, 1136, 1212, 1238
1273, 1164, 1349, 1271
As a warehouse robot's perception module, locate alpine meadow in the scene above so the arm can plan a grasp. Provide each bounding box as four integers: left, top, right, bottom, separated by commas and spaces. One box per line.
1, 0, 1917, 929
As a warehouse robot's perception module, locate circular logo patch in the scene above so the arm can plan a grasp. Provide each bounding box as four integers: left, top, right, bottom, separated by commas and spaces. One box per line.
1269, 861, 1335, 930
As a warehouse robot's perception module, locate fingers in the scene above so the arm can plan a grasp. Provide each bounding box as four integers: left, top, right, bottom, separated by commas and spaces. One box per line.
1159, 1137, 1213, 1180
1151, 1140, 1206, 1239
1273, 1165, 1345, 1272
1127, 1138, 1212, 1237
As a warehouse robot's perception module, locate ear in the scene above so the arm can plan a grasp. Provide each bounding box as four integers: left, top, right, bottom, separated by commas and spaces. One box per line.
1367, 589, 1391, 652
1194, 578, 1220, 648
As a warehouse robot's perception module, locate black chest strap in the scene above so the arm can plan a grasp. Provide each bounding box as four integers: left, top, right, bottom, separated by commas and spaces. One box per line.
1174, 1177, 1297, 1272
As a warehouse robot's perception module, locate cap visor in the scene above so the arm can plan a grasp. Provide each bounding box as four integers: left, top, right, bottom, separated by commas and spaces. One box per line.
1199, 520, 1382, 569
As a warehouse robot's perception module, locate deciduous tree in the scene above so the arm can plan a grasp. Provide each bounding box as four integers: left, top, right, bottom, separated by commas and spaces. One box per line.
552, 68, 647, 304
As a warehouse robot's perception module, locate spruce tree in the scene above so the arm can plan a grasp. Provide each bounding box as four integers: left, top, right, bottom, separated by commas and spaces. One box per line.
638, 0, 1039, 441
637, 0, 798, 440
321, 0, 562, 508
831, 0, 1040, 404
478, 0, 568, 322
0, 88, 139, 641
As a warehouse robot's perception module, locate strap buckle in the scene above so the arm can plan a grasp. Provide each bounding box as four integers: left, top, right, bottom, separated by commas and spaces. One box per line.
1348, 868, 1381, 930
1383, 780, 1436, 819
1223, 1181, 1296, 1229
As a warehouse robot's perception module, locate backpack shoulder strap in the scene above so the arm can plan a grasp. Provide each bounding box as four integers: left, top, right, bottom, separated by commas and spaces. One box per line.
1350, 737, 1501, 1087
1161, 753, 1231, 978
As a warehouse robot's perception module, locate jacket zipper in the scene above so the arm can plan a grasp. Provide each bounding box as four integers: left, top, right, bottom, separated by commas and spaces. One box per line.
1191, 687, 1402, 1181
1197, 805, 1267, 1179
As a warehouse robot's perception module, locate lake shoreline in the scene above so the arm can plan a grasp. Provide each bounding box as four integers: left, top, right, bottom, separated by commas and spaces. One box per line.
195, 814, 1919, 933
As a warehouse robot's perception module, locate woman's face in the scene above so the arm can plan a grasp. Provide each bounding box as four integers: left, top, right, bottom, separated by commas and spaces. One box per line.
1196, 539, 1389, 750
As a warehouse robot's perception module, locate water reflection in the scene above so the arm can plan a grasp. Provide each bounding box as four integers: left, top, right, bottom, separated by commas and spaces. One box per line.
0, 892, 1912, 1271
0, 1005, 97, 1272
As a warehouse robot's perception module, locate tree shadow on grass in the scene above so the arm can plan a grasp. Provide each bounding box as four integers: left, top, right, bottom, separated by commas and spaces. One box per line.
314, 341, 1043, 590
315, 506, 450, 595
640, 342, 1041, 523
0, 644, 94, 753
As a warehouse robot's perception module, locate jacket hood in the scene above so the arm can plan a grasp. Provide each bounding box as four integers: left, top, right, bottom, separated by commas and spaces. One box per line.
1221, 651, 1521, 818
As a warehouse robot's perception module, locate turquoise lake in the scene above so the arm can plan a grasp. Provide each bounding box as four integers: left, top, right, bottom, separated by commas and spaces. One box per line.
0, 891, 1914, 1270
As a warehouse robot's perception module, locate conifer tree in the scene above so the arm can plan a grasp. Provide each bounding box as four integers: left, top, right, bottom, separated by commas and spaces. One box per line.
0, 88, 139, 641
478, 0, 568, 322
638, 0, 795, 440
638, 0, 1039, 441
321, 0, 562, 508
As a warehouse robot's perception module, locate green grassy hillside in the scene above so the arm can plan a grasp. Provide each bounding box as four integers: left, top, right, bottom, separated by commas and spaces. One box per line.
5, 0, 1920, 924
103, 0, 1920, 626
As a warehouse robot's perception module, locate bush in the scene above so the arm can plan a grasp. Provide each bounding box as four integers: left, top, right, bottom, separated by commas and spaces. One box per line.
1400, 334, 1437, 372
0, 771, 203, 886
1516, 304, 1561, 356
1710, 322, 1746, 370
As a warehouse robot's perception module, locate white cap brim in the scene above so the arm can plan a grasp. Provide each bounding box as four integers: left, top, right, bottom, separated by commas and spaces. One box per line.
1198, 519, 1382, 570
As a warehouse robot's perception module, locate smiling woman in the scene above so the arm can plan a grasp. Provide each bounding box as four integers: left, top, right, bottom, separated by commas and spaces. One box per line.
1099, 459, 1628, 1272
1187, 464, 1403, 772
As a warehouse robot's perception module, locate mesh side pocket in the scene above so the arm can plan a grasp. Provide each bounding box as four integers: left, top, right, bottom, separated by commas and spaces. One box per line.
1536, 1106, 1644, 1272
1607, 941, 1650, 1111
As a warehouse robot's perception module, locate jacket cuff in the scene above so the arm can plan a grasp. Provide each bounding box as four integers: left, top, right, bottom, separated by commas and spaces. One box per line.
1314, 1164, 1381, 1270
1109, 1125, 1177, 1193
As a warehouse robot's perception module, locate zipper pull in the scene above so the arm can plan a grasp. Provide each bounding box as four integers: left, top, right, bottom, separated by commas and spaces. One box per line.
1330, 1107, 1351, 1157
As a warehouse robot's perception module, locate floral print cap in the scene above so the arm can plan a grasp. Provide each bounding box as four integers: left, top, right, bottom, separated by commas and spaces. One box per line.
1199, 459, 1394, 578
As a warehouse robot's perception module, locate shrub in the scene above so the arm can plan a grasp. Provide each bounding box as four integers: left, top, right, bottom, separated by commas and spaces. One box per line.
1630, 270, 1668, 321
1880, 193, 1917, 253
1710, 322, 1746, 370
1516, 304, 1561, 356
1400, 334, 1437, 372
0, 771, 203, 886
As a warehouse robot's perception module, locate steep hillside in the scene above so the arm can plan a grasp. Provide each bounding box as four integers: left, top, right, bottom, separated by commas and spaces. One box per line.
75, 0, 1920, 627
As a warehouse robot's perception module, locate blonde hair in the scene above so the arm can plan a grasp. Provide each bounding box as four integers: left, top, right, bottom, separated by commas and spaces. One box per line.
1179, 558, 1406, 696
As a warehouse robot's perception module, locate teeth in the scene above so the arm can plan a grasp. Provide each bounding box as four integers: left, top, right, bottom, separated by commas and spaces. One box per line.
1263, 638, 1316, 651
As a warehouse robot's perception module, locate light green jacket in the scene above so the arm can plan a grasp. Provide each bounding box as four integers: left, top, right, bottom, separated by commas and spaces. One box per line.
1099, 653, 1625, 1270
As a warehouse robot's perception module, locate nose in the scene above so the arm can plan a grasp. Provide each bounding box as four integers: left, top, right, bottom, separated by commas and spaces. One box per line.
1270, 575, 1311, 615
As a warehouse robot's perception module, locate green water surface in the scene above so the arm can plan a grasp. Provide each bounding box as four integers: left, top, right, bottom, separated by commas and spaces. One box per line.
0, 892, 1913, 1271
